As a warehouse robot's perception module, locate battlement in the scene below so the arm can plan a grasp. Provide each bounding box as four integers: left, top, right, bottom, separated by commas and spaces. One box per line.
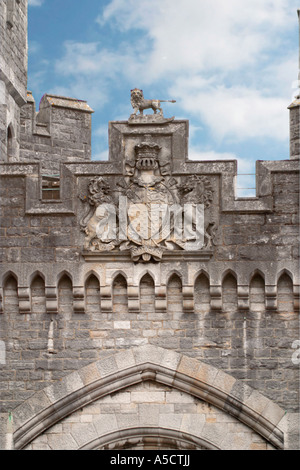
0, 0, 28, 164
0, 117, 299, 306
19, 91, 94, 171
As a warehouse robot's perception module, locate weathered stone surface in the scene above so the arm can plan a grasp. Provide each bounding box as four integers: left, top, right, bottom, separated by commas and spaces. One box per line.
0, 0, 299, 451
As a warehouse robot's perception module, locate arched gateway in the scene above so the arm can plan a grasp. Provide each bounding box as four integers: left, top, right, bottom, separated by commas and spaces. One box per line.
12, 345, 285, 450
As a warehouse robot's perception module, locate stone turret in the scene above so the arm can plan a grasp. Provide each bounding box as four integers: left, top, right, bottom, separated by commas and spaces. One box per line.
0, 0, 28, 162
19, 92, 94, 172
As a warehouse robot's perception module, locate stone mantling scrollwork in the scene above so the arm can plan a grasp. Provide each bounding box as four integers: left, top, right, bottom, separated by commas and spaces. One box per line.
178, 175, 217, 249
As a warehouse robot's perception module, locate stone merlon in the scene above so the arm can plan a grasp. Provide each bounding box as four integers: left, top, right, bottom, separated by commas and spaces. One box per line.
19, 91, 94, 168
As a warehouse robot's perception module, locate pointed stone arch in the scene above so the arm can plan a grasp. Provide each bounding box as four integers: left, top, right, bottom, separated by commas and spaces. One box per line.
57, 270, 73, 286
276, 268, 294, 284
12, 345, 285, 450
84, 269, 101, 285
137, 269, 156, 286
165, 270, 183, 285
2, 270, 18, 287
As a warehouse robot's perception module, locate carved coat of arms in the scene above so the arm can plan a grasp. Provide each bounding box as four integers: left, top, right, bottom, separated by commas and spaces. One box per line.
80, 139, 218, 262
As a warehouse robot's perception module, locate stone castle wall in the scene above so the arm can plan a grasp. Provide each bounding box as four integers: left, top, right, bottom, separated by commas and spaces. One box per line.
0, 0, 27, 162
0, 117, 299, 421
19, 93, 94, 172
0, 0, 299, 451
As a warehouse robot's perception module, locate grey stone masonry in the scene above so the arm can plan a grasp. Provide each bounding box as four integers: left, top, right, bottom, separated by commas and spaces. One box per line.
19, 92, 94, 173
0, 0, 28, 162
0, 2, 299, 451
0, 115, 299, 424
289, 98, 300, 160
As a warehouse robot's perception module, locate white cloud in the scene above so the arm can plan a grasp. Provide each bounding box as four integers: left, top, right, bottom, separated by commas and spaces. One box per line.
28, 0, 44, 6
55, 42, 120, 77
53, 0, 298, 140
98, 0, 298, 78
170, 78, 290, 142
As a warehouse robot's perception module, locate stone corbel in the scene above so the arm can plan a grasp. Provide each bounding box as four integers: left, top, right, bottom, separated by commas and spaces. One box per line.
265, 285, 277, 310
182, 286, 194, 312
237, 285, 249, 310
210, 286, 222, 310
73, 287, 85, 314
18, 287, 31, 314
155, 286, 167, 312
45, 287, 58, 314
128, 286, 140, 312
100, 286, 112, 313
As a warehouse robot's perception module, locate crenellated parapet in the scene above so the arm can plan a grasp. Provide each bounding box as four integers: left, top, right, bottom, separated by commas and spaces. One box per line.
0, 115, 299, 317
19, 91, 94, 171
0, 0, 28, 163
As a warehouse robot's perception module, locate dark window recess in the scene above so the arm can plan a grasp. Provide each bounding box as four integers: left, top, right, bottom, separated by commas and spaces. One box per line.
7, 125, 14, 158
42, 175, 60, 200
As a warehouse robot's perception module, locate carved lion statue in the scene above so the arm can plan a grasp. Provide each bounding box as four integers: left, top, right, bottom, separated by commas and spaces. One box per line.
130, 88, 175, 116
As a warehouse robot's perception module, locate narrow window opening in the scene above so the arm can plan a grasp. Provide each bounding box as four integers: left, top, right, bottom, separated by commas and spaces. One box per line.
7, 124, 15, 160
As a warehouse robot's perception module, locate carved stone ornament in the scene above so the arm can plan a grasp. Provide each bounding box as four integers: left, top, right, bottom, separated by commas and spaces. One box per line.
128, 88, 176, 124
80, 140, 218, 262
179, 175, 214, 208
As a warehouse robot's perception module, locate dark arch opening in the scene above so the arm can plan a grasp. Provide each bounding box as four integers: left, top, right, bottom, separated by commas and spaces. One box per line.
249, 273, 265, 312
195, 273, 210, 313
3, 274, 19, 314
167, 274, 183, 314
222, 272, 238, 312
113, 274, 128, 314
58, 274, 73, 316
140, 274, 155, 314
31, 274, 46, 315
85, 274, 100, 314
277, 272, 294, 313
7, 124, 15, 160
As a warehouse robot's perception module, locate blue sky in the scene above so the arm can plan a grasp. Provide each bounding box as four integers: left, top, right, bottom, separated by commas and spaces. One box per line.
27, 0, 300, 196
